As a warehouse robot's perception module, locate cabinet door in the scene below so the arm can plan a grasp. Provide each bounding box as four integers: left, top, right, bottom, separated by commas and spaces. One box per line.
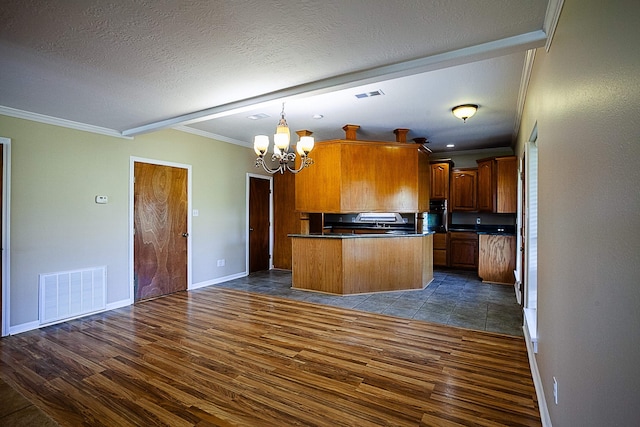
477, 159, 494, 212
495, 157, 518, 213
430, 163, 450, 200
478, 234, 516, 284
449, 232, 478, 269
450, 170, 477, 211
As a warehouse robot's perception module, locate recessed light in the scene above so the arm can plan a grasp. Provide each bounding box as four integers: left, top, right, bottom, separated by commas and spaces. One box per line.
312, 114, 324, 119
446, 144, 455, 148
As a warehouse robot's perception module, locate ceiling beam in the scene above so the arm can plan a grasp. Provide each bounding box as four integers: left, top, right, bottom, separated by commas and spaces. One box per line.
122, 30, 547, 137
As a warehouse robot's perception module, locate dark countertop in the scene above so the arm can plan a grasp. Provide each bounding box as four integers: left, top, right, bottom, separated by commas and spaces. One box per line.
449, 224, 516, 235
289, 231, 434, 239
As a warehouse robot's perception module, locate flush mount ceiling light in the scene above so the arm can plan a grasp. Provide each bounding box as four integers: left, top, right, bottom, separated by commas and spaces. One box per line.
253, 103, 314, 174
452, 104, 478, 123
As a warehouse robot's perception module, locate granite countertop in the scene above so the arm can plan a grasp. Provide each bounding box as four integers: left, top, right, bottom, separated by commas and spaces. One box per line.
289, 231, 434, 239
449, 225, 516, 235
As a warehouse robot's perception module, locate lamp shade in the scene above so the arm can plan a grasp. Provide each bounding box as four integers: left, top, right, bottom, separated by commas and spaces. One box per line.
296, 136, 314, 156
254, 135, 269, 156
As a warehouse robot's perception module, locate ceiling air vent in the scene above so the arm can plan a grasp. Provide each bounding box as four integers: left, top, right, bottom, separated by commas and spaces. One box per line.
354, 90, 385, 99
247, 113, 270, 120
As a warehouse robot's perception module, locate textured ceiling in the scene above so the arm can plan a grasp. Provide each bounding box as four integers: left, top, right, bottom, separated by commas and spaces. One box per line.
0, 0, 551, 152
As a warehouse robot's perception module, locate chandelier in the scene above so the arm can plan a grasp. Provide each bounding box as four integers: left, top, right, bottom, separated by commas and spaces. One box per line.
254, 103, 315, 174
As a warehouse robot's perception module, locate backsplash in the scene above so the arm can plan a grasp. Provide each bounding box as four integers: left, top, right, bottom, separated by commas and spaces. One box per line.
451, 212, 516, 226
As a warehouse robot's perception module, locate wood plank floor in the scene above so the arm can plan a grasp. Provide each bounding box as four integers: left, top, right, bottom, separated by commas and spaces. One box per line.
0, 287, 541, 426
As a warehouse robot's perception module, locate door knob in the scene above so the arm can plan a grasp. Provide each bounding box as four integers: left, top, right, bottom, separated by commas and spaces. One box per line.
182, 233, 189, 237
249, 228, 254, 232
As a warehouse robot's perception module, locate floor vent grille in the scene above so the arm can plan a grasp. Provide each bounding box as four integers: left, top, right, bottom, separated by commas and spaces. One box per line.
39, 266, 106, 325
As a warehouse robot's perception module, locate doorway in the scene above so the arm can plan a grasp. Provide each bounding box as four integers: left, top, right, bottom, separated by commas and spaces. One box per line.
523, 127, 539, 349
132, 159, 191, 302
247, 174, 272, 273
0, 138, 9, 337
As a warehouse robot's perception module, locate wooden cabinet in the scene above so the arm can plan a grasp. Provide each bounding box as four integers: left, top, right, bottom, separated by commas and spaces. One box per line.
430, 161, 452, 200
476, 156, 518, 213
449, 232, 478, 269
450, 169, 477, 211
478, 234, 516, 284
477, 159, 494, 211
495, 157, 518, 213
295, 140, 430, 213
433, 232, 448, 267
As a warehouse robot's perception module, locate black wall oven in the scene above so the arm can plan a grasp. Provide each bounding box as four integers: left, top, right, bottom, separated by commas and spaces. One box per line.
427, 199, 448, 233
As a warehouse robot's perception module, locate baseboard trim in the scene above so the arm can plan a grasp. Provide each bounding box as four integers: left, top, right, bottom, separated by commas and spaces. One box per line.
9, 320, 40, 335
106, 298, 133, 311
190, 271, 247, 290
524, 323, 552, 427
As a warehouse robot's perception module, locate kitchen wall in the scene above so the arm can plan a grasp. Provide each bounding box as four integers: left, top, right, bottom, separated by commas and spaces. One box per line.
1, 114, 261, 330
515, 0, 640, 425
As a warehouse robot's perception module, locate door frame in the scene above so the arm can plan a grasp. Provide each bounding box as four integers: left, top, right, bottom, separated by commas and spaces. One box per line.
246, 173, 273, 274
129, 157, 192, 304
0, 138, 10, 337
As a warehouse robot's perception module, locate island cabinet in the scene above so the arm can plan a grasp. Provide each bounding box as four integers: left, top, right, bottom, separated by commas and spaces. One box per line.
478, 234, 516, 284
449, 231, 478, 269
295, 140, 430, 213
430, 161, 453, 200
433, 232, 448, 267
476, 156, 518, 213
291, 234, 433, 294
450, 169, 477, 211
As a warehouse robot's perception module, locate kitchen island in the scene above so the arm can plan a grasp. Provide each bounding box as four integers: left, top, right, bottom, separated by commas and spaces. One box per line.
290, 232, 433, 295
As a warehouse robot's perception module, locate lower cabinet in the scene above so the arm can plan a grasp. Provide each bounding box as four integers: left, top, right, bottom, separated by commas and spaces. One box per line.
449, 232, 478, 269
478, 234, 516, 284
433, 233, 448, 267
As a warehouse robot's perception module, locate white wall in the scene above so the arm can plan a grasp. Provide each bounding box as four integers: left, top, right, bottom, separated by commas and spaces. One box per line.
1, 114, 262, 329
515, 0, 640, 425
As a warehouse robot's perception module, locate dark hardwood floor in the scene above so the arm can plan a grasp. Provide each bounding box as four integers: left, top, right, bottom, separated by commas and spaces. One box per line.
0, 285, 540, 426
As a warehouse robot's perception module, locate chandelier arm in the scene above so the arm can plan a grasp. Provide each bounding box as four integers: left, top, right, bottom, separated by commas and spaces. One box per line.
285, 155, 314, 174
255, 157, 283, 174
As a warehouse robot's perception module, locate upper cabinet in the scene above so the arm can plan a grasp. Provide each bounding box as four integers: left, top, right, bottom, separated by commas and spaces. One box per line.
450, 169, 477, 211
430, 161, 453, 200
476, 156, 518, 213
295, 140, 430, 213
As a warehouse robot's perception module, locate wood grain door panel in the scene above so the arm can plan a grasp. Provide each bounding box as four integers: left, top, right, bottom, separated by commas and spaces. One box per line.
134, 162, 188, 301
249, 177, 270, 272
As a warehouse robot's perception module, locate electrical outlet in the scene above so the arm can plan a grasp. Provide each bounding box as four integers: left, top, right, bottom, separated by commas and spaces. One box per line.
476, 217, 481, 225
217, 259, 225, 267
553, 377, 558, 405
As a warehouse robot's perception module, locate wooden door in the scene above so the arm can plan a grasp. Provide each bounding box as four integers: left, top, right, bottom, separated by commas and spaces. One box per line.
0, 147, 2, 333
134, 162, 188, 301
249, 177, 270, 272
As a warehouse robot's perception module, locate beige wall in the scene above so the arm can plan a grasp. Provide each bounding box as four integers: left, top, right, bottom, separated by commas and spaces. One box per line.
1, 115, 262, 327
515, 0, 640, 425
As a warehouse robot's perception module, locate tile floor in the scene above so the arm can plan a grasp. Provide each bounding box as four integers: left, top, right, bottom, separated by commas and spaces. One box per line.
215, 268, 524, 336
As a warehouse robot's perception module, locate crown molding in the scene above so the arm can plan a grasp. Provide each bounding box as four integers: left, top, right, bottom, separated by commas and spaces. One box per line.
0, 106, 131, 139
512, 49, 537, 144
544, 0, 565, 52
